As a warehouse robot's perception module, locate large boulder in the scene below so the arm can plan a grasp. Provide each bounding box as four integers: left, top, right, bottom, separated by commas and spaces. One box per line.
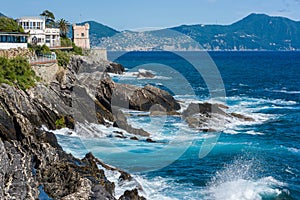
97, 81, 181, 112
70, 55, 124, 74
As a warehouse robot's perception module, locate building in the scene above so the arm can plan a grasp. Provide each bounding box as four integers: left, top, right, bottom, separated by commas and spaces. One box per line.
17, 17, 60, 48
72, 23, 90, 49
0, 32, 28, 49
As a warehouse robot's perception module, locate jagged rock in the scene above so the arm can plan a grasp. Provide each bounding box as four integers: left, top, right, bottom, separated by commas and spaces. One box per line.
113, 109, 150, 137
182, 102, 228, 130
231, 112, 255, 121
98, 81, 180, 112
182, 102, 227, 118
70, 55, 124, 74
118, 189, 146, 200
136, 70, 155, 78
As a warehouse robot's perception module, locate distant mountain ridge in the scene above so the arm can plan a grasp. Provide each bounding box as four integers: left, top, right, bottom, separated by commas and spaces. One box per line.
89, 13, 300, 51
0, 12, 6, 17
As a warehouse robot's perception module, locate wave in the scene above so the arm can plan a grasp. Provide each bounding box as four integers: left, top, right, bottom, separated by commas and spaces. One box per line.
267, 89, 300, 94
203, 155, 289, 200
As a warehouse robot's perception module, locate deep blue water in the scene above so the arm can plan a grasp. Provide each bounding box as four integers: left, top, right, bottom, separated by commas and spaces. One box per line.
57, 51, 300, 199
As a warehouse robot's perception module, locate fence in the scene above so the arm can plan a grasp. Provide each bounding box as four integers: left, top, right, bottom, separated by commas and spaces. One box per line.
29, 53, 57, 65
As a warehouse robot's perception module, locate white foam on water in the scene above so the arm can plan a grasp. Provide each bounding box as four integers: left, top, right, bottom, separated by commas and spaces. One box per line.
267, 89, 300, 94
203, 156, 288, 200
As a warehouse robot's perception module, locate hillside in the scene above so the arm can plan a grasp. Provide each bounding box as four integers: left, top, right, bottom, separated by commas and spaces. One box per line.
91, 13, 300, 51
171, 13, 300, 50
0, 12, 6, 17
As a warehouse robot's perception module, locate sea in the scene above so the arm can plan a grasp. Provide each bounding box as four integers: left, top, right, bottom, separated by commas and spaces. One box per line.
53, 51, 299, 200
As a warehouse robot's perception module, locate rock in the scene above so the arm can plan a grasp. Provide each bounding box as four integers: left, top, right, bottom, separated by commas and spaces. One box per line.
146, 138, 156, 143
130, 136, 139, 141
118, 189, 146, 200
113, 109, 150, 137
70, 55, 124, 74
182, 102, 229, 131
182, 102, 227, 118
136, 70, 155, 78
231, 112, 255, 121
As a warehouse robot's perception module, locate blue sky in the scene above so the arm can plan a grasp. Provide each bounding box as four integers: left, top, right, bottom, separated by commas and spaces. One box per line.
2, 0, 300, 30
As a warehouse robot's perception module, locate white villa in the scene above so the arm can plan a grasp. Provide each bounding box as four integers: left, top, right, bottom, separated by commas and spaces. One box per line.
17, 17, 60, 48
0, 32, 28, 49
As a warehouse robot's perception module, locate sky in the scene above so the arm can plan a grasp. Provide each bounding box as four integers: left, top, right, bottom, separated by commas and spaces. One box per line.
2, 0, 300, 31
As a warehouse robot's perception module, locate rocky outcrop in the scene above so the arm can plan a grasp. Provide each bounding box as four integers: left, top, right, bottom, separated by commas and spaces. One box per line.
0, 55, 155, 199
70, 55, 124, 74
119, 189, 146, 200
97, 79, 180, 113
182, 102, 254, 130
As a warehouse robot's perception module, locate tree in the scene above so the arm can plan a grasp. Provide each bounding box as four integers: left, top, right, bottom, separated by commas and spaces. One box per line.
0, 17, 24, 32
57, 18, 70, 38
40, 10, 55, 28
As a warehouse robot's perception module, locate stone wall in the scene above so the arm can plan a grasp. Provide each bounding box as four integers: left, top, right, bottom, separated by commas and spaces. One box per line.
0, 48, 35, 59
89, 48, 107, 61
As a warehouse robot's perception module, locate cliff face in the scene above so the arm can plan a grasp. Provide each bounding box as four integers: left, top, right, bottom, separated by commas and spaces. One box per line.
0, 56, 165, 199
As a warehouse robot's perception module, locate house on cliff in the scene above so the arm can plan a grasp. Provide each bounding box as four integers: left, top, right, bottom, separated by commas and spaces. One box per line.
17, 17, 60, 48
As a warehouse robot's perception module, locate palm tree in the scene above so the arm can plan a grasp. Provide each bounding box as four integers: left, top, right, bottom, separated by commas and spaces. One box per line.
40, 10, 55, 28
57, 18, 70, 38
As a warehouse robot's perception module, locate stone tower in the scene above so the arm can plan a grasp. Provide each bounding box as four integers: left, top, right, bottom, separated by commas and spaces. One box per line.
72, 23, 90, 49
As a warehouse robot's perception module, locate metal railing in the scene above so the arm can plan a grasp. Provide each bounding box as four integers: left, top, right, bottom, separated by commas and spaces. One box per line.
29, 53, 57, 65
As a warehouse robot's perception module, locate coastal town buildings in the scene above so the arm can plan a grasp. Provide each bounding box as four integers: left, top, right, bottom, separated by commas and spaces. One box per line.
72, 23, 90, 49
0, 32, 28, 49
17, 17, 60, 48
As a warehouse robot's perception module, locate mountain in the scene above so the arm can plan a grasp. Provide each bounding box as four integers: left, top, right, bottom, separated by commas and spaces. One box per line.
91, 13, 300, 51
0, 12, 6, 17
171, 13, 300, 50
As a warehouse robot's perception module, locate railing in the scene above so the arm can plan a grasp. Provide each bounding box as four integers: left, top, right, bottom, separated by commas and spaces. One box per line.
29, 53, 57, 65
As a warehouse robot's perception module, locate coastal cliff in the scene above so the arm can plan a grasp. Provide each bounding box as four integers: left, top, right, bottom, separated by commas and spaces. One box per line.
0, 55, 159, 199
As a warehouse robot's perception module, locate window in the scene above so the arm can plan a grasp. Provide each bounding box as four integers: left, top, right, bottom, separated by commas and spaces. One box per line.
46, 35, 50, 43
29, 22, 33, 29
81, 32, 85, 37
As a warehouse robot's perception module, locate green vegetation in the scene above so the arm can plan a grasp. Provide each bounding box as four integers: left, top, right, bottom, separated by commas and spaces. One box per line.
0, 56, 39, 90
40, 10, 56, 28
55, 116, 66, 129
72, 42, 83, 55
28, 44, 51, 55
54, 50, 70, 67
60, 37, 72, 47
57, 18, 70, 38
0, 17, 24, 33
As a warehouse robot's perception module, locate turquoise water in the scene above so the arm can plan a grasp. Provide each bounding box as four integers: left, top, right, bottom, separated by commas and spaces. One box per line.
56, 51, 300, 199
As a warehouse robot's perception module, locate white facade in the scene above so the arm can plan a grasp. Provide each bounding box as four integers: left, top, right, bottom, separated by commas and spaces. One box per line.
0, 33, 28, 49
17, 17, 60, 48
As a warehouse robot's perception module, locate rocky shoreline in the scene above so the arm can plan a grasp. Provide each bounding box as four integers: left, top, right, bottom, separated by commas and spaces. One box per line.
0, 54, 254, 199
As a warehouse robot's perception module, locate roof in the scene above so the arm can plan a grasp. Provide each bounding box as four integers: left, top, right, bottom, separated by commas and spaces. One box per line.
17, 17, 44, 21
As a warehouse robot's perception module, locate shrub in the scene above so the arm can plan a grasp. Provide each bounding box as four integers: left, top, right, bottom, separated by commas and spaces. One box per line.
72, 42, 83, 55
54, 50, 70, 68
55, 116, 66, 129
0, 17, 24, 33
60, 37, 72, 47
0, 56, 39, 90
28, 44, 51, 55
